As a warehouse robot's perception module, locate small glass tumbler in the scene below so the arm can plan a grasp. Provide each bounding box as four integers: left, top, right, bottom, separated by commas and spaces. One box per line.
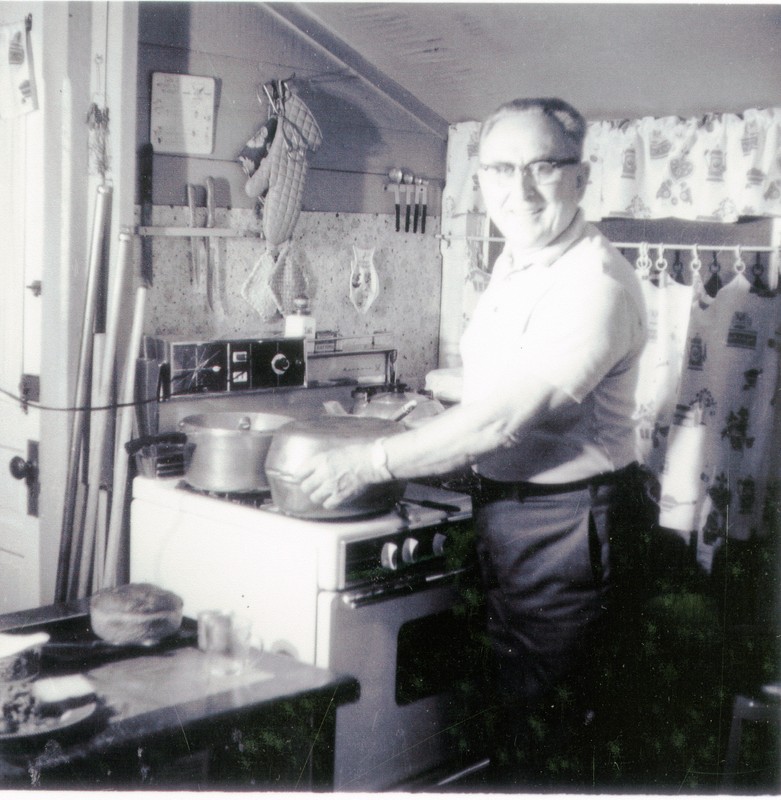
197, 611, 253, 676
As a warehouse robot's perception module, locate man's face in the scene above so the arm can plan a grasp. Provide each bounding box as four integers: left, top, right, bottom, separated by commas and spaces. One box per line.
477, 110, 589, 252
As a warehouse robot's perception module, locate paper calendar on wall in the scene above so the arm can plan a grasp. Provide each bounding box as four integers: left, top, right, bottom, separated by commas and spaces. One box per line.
150, 72, 216, 155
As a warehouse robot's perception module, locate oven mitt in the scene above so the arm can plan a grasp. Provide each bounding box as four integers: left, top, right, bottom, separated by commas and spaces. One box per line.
244, 91, 322, 248
240, 243, 290, 321
237, 115, 278, 178
349, 246, 379, 314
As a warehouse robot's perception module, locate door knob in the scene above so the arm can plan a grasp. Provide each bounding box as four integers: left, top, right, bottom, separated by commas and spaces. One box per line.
9, 456, 37, 482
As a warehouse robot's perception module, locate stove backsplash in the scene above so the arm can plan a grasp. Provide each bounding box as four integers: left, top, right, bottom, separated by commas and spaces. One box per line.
138, 205, 442, 392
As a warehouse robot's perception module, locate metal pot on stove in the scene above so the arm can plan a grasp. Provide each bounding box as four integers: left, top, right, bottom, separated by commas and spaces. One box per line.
351, 382, 445, 428
264, 415, 406, 519
178, 412, 293, 493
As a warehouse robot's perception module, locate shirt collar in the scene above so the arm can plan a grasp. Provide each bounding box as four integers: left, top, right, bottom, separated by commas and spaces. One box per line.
494, 209, 587, 279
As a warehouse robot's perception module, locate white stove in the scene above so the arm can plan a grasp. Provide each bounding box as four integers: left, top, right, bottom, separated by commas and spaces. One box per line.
129, 474, 478, 790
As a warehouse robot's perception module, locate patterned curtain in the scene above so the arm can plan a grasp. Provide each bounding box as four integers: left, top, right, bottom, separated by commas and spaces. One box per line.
635, 252, 781, 570
439, 110, 781, 568
582, 109, 781, 222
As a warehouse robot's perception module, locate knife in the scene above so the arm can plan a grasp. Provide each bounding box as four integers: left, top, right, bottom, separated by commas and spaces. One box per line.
205, 177, 216, 311
391, 183, 401, 231
420, 182, 428, 234
402, 172, 414, 233
404, 184, 412, 233
187, 184, 198, 285
413, 180, 422, 233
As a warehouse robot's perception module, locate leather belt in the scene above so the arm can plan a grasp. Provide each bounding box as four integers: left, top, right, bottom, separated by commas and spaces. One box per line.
473, 462, 640, 504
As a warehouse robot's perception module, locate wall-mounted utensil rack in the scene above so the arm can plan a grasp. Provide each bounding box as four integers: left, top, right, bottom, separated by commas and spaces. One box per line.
136, 226, 261, 238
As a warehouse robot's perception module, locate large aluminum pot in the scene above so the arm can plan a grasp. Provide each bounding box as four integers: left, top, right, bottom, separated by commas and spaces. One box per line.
178, 412, 293, 493
264, 416, 406, 519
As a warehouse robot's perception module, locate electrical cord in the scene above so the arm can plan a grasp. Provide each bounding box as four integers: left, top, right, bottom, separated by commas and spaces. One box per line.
0, 384, 157, 413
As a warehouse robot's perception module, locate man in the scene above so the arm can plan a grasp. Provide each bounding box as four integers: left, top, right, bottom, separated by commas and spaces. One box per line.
295, 98, 649, 786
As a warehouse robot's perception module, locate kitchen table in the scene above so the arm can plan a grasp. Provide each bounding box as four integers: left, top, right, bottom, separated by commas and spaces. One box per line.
0, 600, 358, 790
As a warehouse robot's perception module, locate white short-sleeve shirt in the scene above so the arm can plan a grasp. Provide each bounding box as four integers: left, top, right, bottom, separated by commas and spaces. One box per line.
460, 212, 647, 483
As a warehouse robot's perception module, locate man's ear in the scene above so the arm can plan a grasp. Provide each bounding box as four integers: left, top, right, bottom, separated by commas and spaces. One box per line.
575, 162, 590, 195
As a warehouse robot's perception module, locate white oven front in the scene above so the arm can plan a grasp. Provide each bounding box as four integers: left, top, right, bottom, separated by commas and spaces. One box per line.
317, 576, 476, 791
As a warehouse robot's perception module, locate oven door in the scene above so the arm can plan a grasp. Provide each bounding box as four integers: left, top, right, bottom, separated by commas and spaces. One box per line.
316, 575, 480, 791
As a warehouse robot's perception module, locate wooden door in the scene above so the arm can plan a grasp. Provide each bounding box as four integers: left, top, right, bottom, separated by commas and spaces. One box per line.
0, 111, 42, 613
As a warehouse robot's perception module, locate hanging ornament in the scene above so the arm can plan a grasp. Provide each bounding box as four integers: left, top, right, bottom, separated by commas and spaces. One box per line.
349, 246, 379, 314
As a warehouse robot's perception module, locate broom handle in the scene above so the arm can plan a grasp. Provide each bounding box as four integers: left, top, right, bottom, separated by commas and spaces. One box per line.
77, 230, 133, 598
56, 184, 112, 603
103, 279, 147, 588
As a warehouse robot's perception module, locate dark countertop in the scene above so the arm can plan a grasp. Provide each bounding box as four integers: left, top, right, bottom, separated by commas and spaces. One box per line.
0, 601, 358, 788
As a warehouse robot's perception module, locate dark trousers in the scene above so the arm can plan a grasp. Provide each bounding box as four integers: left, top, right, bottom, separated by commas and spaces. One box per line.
472, 464, 653, 788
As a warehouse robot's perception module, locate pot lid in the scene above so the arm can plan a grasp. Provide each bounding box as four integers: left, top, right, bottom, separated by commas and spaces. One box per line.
278, 415, 404, 439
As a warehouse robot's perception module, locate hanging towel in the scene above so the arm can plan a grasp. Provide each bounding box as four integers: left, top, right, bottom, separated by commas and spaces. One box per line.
269, 245, 309, 316
241, 246, 286, 321
0, 20, 36, 119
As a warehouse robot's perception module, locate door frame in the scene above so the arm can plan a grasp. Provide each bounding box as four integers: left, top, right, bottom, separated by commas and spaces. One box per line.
29, 1, 138, 605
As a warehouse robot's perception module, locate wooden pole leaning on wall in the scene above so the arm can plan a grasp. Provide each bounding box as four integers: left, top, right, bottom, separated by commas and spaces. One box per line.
55, 184, 112, 603
77, 230, 134, 599
103, 268, 148, 589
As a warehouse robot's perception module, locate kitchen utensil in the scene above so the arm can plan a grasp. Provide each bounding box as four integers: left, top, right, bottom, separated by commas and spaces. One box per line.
388, 169, 402, 231
388, 167, 403, 184
402, 172, 414, 232
264, 416, 406, 518
205, 176, 215, 310
420, 181, 428, 234
178, 412, 293, 492
413, 178, 423, 233
187, 184, 198, 286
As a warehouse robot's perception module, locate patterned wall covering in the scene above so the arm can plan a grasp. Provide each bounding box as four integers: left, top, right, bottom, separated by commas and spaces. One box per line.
140, 206, 442, 391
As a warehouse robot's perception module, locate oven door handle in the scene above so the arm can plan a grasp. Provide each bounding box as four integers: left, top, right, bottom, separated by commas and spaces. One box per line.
342, 569, 465, 608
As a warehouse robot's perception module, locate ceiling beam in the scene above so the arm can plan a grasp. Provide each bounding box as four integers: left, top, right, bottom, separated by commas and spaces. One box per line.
262, 2, 450, 140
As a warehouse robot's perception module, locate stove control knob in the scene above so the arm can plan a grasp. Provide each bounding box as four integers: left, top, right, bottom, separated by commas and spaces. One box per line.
380, 541, 399, 571
432, 532, 447, 557
401, 537, 419, 564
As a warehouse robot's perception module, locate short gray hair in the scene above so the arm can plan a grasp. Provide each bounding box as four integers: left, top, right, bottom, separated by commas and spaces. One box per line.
479, 97, 587, 157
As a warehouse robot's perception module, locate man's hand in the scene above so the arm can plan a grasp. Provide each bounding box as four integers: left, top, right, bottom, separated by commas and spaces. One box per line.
297, 442, 387, 510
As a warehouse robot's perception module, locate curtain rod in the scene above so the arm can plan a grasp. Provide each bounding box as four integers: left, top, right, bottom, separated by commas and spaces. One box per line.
436, 234, 779, 254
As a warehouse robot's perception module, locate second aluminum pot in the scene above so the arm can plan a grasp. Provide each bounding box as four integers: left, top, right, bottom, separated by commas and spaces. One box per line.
178, 412, 293, 493
264, 416, 406, 519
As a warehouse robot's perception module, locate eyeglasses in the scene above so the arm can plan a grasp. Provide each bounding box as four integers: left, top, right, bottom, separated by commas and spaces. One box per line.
478, 158, 581, 186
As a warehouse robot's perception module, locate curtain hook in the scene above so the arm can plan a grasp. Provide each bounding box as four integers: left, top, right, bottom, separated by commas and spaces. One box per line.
636, 242, 651, 278
690, 244, 702, 273
655, 244, 668, 273
734, 245, 745, 274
